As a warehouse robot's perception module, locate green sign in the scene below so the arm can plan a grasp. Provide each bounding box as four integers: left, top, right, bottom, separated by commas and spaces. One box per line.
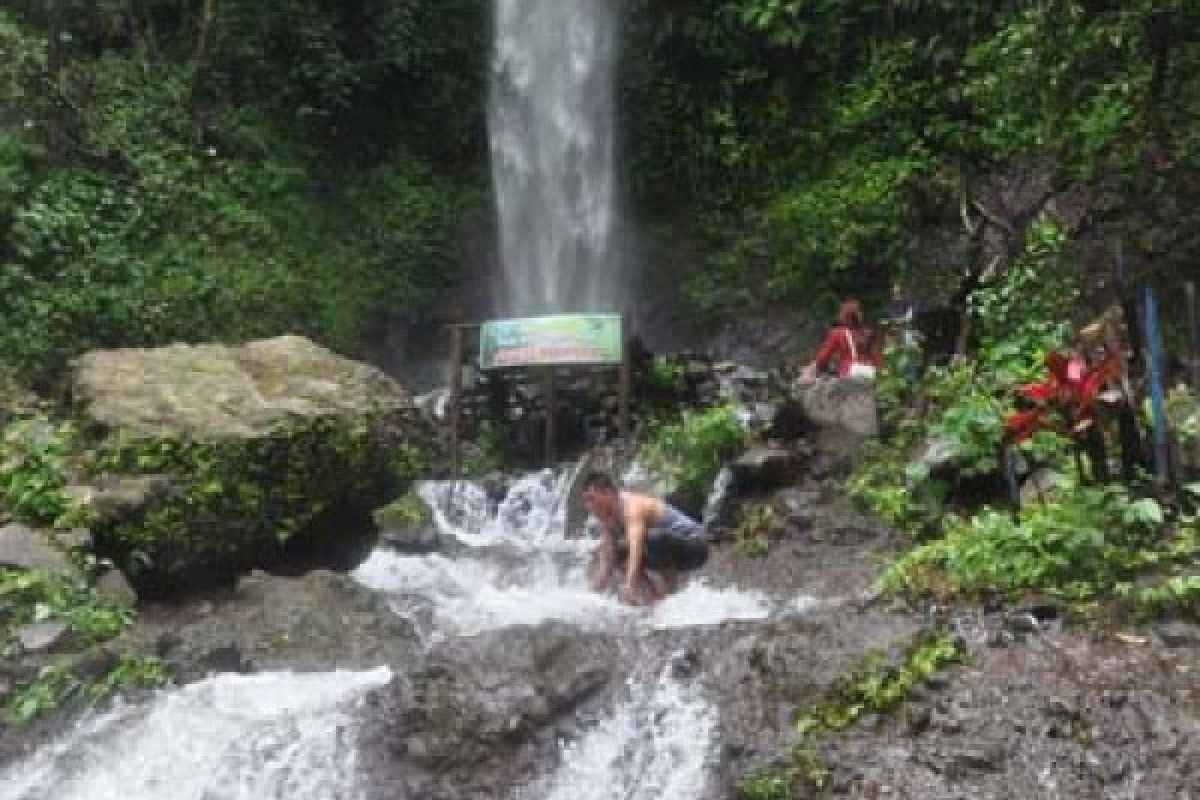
479, 314, 623, 369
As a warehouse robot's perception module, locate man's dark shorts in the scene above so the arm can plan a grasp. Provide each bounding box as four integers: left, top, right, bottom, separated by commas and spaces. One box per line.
616, 531, 709, 571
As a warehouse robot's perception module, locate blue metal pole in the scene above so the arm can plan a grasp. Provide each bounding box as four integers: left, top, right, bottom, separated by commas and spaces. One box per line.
1142, 286, 1169, 481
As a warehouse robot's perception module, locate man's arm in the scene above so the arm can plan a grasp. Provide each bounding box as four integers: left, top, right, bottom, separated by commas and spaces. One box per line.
623, 514, 647, 597
591, 527, 614, 591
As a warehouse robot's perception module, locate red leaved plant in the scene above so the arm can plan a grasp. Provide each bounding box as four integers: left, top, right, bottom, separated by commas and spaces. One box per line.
1004, 349, 1121, 442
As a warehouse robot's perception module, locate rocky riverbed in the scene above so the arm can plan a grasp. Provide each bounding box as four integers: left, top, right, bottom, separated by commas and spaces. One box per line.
0, 347, 1196, 798
2, 461, 1198, 798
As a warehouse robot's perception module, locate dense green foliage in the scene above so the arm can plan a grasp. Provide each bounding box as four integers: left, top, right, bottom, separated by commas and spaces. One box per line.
0, 567, 131, 650
0, 2, 486, 381
3, 1, 1197, 377
622, 1, 1200, 312
6, 653, 169, 725
848, 201, 1197, 611
884, 486, 1191, 600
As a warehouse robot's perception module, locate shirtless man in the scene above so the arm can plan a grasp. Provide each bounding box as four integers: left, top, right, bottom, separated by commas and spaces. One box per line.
581, 472, 709, 604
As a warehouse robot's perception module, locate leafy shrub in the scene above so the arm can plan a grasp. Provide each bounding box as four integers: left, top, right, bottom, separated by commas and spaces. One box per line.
0, 568, 133, 653
639, 405, 745, 507
5, 653, 169, 725
882, 486, 1172, 600
0, 415, 82, 527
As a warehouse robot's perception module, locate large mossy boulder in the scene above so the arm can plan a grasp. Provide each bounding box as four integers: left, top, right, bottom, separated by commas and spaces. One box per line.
70, 335, 430, 593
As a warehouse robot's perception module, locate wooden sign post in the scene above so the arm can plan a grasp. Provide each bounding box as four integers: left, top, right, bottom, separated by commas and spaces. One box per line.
443, 314, 629, 472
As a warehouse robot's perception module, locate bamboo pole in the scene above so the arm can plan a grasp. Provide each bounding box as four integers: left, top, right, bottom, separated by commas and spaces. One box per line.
1142, 286, 1170, 482
448, 325, 464, 479
543, 368, 556, 467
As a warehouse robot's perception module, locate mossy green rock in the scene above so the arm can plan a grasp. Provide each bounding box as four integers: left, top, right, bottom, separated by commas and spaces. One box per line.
373, 491, 439, 553
69, 336, 430, 590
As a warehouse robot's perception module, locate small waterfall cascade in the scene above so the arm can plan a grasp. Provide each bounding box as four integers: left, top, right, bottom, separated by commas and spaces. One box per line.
2, 469, 775, 799
0, 669, 391, 800
488, 0, 619, 314
354, 471, 771, 637
536, 666, 719, 800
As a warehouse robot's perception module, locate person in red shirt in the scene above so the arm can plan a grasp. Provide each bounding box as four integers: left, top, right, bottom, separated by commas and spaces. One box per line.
801, 299, 881, 381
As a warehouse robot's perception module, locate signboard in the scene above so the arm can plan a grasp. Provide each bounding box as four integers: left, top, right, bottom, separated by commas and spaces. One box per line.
479, 314, 622, 369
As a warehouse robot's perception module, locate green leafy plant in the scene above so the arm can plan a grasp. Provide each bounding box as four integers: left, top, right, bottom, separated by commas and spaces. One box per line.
87, 654, 171, 702
882, 485, 1175, 601
798, 634, 966, 733
0, 415, 80, 526
0, 568, 133, 652
5, 653, 170, 725
639, 405, 745, 505
735, 502, 775, 558
737, 768, 793, 800
5, 662, 81, 725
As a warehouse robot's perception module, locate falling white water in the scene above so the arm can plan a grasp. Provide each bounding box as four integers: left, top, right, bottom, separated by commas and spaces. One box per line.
489, 0, 619, 314
536, 669, 719, 800
0, 669, 391, 800
355, 472, 773, 637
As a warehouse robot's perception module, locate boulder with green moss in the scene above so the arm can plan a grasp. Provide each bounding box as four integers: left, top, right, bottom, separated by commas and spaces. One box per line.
69, 335, 430, 591
373, 490, 440, 553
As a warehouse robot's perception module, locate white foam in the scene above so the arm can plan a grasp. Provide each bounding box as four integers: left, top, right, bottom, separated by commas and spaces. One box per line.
0, 669, 391, 800
537, 670, 717, 800
648, 580, 771, 630
354, 548, 628, 636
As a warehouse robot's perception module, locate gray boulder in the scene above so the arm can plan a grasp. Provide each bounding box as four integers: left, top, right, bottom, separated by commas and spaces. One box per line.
796, 377, 879, 461
16, 621, 70, 654
358, 623, 619, 800
68, 335, 429, 588
72, 334, 413, 439
132, 570, 420, 682
95, 567, 137, 606
0, 524, 76, 579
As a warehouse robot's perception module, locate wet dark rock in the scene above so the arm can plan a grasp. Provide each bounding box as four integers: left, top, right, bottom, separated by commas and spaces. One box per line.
358, 624, 619, 800
906, 704, 933, 734
1156, 620, 1200, 648
950, 743, 1006, 773
124, 570, 419, 682
732, 447, 800, 491
1004, 611, 1041, 634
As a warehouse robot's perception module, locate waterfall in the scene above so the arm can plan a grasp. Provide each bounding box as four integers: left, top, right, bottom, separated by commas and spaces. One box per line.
536, 668, 719, 800
2, 471, 774, 799
489, 0, 619, 314
0, 669, 390, 800
353, 472, 770, 638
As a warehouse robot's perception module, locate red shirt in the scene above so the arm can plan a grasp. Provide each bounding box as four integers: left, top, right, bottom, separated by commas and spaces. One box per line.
813, 325, 878, 377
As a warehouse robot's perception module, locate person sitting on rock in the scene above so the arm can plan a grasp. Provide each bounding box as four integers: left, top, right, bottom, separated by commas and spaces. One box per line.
801, 299, 881, 381
582, 471, 709, 605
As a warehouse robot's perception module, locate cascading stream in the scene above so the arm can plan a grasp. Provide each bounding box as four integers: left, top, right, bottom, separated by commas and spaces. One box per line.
489, 0, 619, 314
1, 469, 779, 799
0, 669, 391, 800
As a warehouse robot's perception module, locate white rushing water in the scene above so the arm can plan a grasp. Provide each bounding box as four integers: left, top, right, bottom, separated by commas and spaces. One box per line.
489, 0, 619, 314
537, 668, 719, 800
0, 669, 391, 800
353, 471, 771, 637
4, 469, 777, 799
